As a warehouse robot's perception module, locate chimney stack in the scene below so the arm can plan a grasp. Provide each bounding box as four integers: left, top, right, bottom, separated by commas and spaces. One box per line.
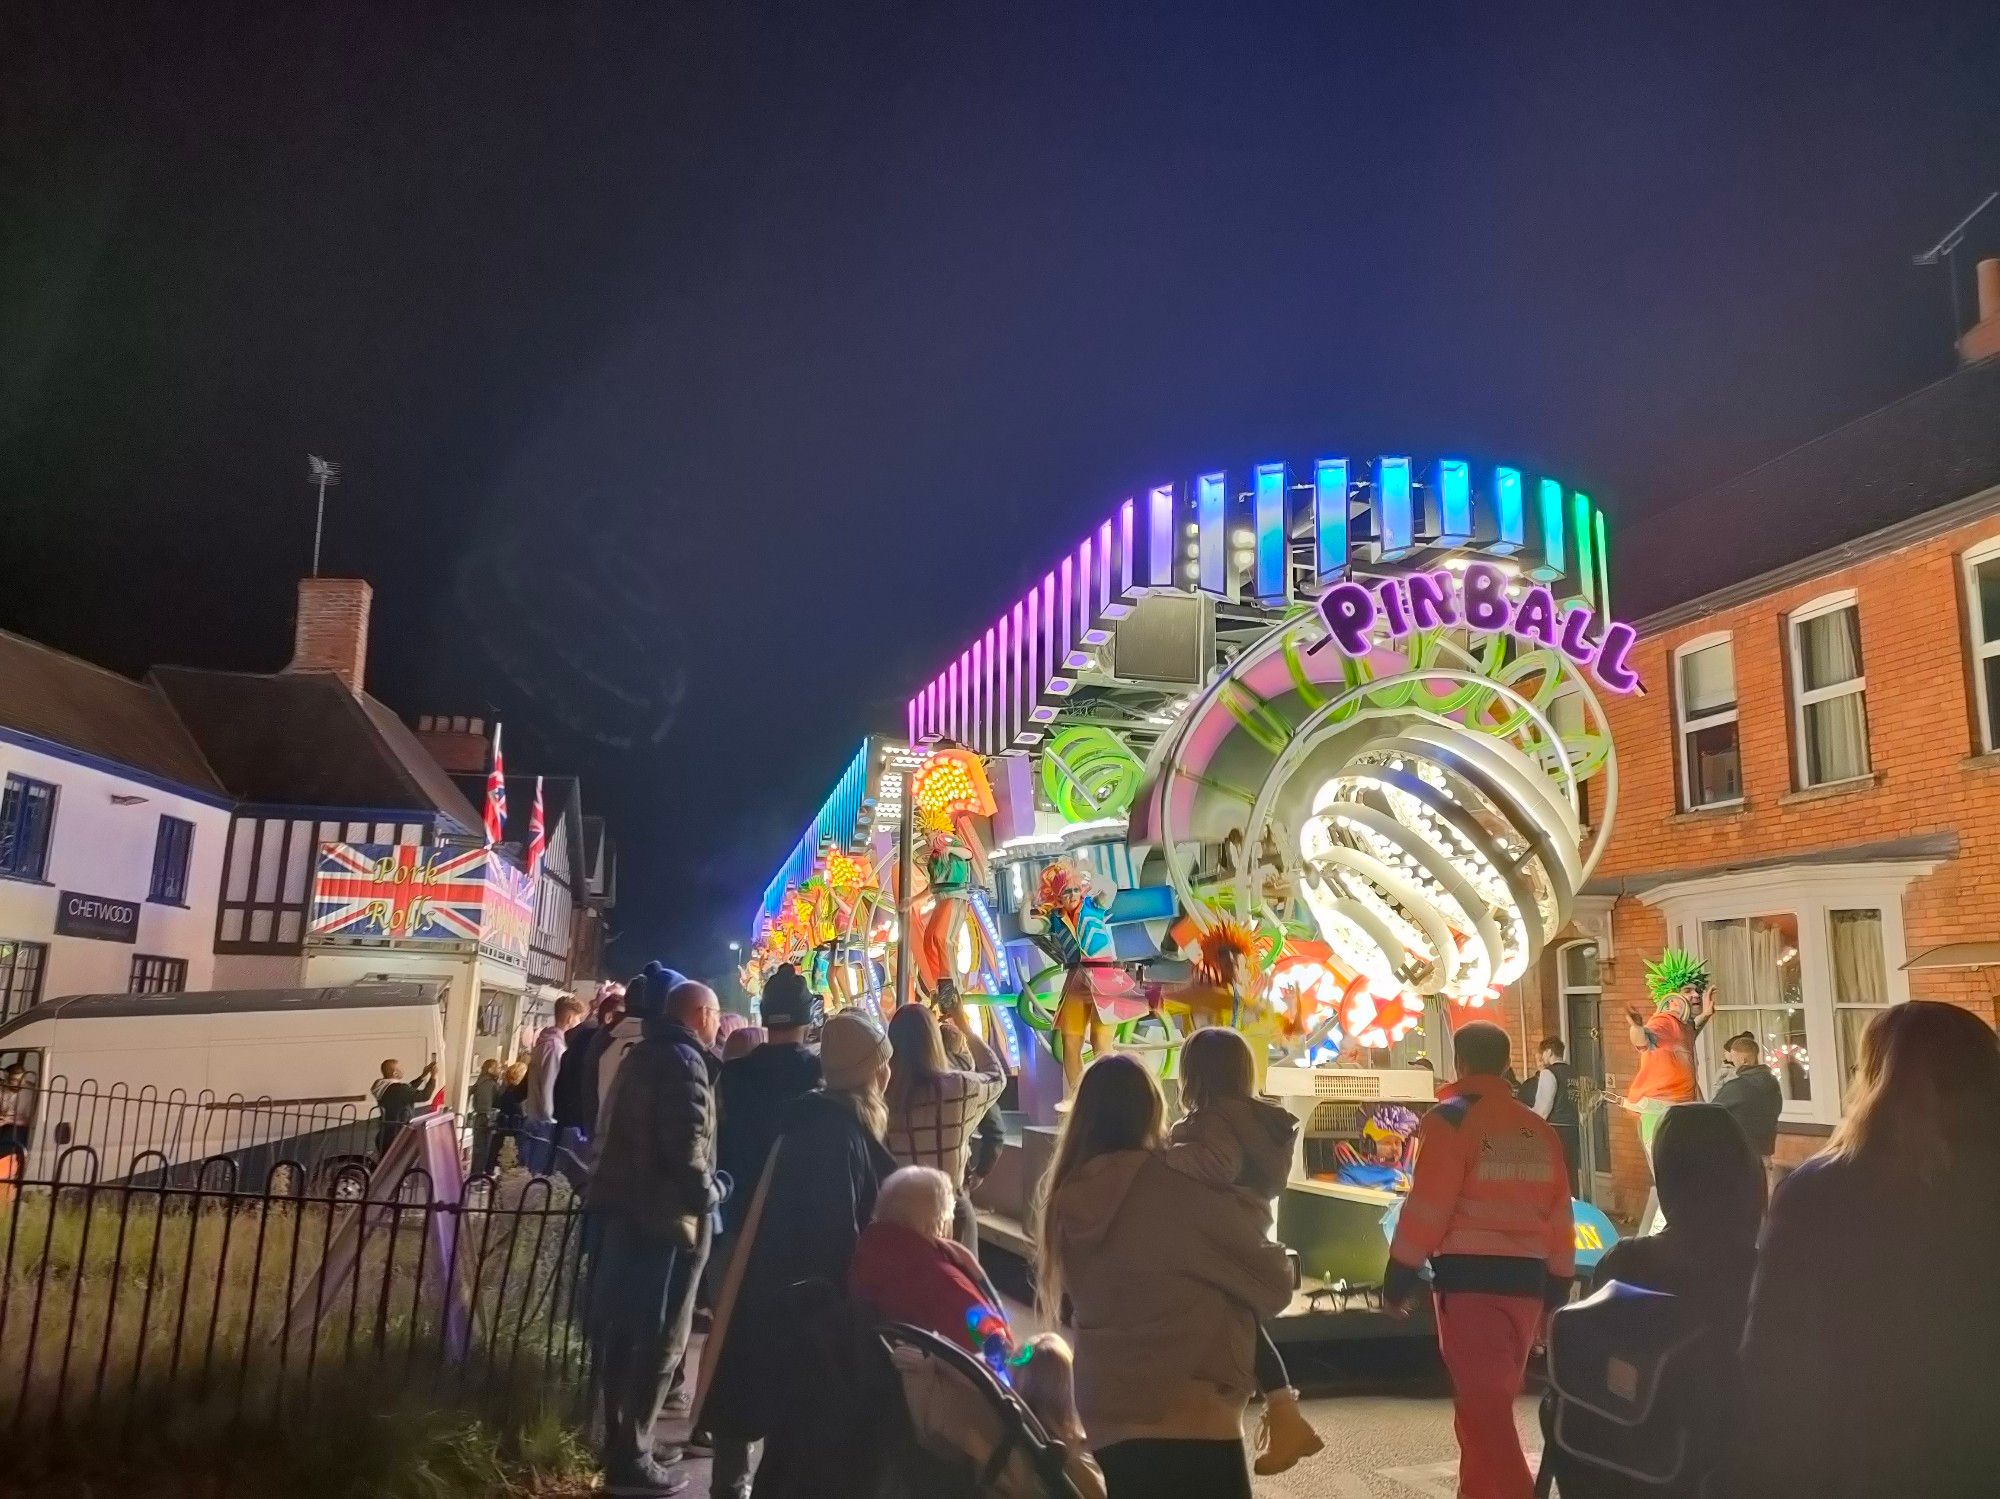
286, 577, 372, 693
413, 714, 491, 774
1958, 258, 2000, 366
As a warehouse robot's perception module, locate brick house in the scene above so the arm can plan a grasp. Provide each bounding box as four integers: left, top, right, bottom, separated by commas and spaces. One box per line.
1510, 335, 2000, 1219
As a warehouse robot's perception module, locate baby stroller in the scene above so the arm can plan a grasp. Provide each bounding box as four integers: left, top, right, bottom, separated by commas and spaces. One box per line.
875, 1322, 1093, 1499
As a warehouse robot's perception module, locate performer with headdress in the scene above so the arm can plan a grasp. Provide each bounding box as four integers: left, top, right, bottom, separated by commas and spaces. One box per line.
1029, 861, 1147, 1097
1623, 948, 1716, 1162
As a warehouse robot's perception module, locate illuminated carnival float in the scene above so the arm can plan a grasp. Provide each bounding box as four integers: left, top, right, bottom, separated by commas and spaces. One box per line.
750, 454, 1631, 1311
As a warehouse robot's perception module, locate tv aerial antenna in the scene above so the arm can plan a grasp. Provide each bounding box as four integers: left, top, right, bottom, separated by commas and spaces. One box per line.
1912, 191, 1998, 343
307, 454, 341, 576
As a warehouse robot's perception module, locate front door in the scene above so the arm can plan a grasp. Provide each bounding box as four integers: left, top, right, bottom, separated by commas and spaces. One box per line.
1560, 942, 1612, 1197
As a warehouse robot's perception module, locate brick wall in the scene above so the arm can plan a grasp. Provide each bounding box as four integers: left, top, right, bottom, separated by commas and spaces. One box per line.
286, 577, 372, 693
1500, 511, 2000, 1217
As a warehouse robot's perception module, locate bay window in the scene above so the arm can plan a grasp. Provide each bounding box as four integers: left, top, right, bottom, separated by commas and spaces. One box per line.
1642, 861, 1925, 1126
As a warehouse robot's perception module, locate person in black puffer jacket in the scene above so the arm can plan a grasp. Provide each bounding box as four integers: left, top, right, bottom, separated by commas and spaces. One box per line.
586, 968, 722, 1497
1710, 1032, 1782, 1183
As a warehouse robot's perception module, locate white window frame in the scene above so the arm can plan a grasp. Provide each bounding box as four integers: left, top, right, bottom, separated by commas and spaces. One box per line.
1787, 591, 1870, 789
1672, 631, 1741, 810
1640, 860, 1929, 1126
1962, 537, 2000, 753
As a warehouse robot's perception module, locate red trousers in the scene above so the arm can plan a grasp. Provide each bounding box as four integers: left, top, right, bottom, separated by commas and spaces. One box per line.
1434, 1291, 1540, 1499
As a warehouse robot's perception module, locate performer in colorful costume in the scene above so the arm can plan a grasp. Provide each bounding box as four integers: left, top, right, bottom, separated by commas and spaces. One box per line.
1334, 1103, 1420, 1192
909, 750, 998, 1002
1623, 949, 1715, 1161
1030, 862, 1147, 1097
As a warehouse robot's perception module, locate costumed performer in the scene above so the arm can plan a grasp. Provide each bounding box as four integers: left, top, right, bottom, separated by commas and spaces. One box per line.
1030, 861, 1146, 1098
1623, 948, 1715, 1164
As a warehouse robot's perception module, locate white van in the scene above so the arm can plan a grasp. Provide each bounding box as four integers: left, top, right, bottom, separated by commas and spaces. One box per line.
0, 982, 446, 1186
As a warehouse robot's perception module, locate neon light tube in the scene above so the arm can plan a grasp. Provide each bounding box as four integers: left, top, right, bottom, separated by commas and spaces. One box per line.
1492, 466, 1524, 553
1254, 462, 1288, 602
1314, 458, 1349, 580
1197, 471, 1227, 594
1539, 478, 1565, 576
1377, 457, 1413, 558
1437, 459, 1471, 544
1574, 491, 1595, 603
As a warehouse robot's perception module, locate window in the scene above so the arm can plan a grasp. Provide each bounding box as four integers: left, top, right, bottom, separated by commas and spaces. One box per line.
0, 941, 47, 1023
1829, 908, 1890, 1089
1646, 862, 1923, 1125
1963, 540, 2000, 752
0, 776, 57, 881
1701, 912, 1811, 1104
1673, 635, 1741, 808
1789, 596, 1869, 787
149, 816, 196, 904
129, 955, 188, 994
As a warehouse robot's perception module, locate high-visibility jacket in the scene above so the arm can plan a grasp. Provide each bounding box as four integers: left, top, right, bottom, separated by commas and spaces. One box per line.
1385, 1074, 1575, 1304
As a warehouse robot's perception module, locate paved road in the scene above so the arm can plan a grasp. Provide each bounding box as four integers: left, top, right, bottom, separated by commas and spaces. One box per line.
661, 1327, 1538, 1498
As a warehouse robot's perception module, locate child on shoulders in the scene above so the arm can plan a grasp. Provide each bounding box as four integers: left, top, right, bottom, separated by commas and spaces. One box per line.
1161, 1027, 1325, 1477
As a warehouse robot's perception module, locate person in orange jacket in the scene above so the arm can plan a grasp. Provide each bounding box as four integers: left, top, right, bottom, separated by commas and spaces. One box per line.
1385, 1022, 1575, 1499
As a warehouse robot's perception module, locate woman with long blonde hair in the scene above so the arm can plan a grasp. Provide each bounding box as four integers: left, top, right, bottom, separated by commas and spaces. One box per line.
884, 1000, 1004, 1248
1740, 1001, 2000, 1497
1033, 1054, 1291, 1499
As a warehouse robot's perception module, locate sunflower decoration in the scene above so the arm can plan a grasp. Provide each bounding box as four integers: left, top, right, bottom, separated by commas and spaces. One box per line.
1194, 921, 1261, 989
1643, 949, 1710, 1022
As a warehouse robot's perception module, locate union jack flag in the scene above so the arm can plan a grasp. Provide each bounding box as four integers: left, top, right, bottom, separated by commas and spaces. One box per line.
483, 723, 508, 848
525, 776, 545, 880
310, 843, 489, 943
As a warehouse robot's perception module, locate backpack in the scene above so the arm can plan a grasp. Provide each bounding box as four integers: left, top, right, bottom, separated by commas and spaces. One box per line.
1536, 1281, 1734, 1498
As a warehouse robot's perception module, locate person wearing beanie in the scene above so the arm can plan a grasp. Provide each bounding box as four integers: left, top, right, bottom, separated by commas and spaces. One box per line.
598, 962, 687, 1125
698, 1007, 895, 1499
586, 979, 722, 1496
716, 967, 823, 1239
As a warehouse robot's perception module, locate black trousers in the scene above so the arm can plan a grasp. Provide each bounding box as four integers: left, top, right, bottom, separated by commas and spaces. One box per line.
1554, 1123, 1582, 1197
1096, 1437, 1252, 1499
588, 1216, 708, 1479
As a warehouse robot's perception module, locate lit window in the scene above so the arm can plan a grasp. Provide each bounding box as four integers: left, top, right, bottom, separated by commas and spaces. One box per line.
1963, 541, 2000, 752
1789, 598, 1869, 787
1657, 865, 1920, 1126
1701, 912, 1810, 1104
1673, 636, 1741, 808
1828, 908, 1889, 1089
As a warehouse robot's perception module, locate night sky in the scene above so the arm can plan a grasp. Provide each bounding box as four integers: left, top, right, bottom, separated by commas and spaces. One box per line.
5, 3, 1998, 980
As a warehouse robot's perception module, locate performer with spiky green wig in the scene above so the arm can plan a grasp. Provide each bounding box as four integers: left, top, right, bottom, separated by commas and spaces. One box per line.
1622, 949, 1716, 1161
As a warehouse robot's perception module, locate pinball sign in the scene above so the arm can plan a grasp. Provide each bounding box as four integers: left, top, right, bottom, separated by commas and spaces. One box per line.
1316, 559, 1640, 695
310, 843, 531, 965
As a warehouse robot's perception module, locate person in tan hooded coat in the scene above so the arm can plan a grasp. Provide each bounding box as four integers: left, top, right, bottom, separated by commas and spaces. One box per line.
1035, 1054, 1292, 1499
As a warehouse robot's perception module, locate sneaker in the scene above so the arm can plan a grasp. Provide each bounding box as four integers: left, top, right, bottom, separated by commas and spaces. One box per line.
678, 1429, 714, 1459
604, 1459, 689, 1496
1252, 1389, 1325, 1476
